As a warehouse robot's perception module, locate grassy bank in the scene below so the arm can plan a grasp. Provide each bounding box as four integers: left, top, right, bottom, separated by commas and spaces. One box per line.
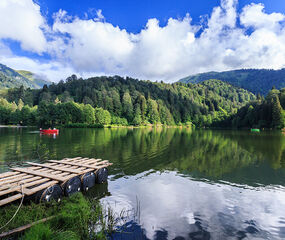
60, 122, 194, 129
0, 193, 108, 240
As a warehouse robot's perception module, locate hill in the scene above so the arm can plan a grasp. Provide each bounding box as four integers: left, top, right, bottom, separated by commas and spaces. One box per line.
0, 63, 50, 89
179, 69, 285, 95
2, 76, 256, 127
226, 88, 285, 129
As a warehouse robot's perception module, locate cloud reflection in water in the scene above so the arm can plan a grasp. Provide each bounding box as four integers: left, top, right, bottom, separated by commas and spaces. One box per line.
103, 171, 285, 239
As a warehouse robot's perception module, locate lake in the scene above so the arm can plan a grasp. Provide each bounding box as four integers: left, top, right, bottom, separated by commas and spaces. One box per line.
1, 127, 285, 239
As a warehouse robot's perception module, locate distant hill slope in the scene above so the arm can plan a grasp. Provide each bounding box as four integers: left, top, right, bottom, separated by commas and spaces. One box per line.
179, 69, 285, 95
0, 63, 50, 89
5, 76, 256, 127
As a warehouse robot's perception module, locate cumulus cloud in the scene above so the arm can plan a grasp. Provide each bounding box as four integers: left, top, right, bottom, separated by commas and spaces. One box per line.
0, 55, 74, 82
0, 0, 47, 53
1, 0, 285, 82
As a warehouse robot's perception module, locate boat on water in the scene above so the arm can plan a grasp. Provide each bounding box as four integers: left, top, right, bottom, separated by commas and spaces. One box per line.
251, 128, 260, 132
40, 128, 59, 134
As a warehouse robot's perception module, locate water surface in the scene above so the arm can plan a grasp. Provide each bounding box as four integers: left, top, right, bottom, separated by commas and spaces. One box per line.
1, 128, 285, 239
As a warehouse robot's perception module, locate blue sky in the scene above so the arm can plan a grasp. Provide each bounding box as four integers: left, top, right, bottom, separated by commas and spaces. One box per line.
37, 0, 285, 31
0, 0, 285, 82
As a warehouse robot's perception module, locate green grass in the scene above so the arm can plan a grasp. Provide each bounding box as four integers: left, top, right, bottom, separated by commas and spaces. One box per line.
0, 193, 108, 240
62, 123, 104, 128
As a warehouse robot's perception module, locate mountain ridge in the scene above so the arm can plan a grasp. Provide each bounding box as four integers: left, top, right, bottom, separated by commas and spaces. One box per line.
0, 63, 50, 89
179, 68, 285, 95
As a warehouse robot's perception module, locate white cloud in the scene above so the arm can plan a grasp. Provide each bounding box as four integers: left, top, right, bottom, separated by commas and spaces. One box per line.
0, 0, 47, 53
53, 17, 134, 74
94, 9, 104, 21
104, 171, 285, 239
0, 0, 285, 82
0, 55, 74, 82
240, 3, 285, 30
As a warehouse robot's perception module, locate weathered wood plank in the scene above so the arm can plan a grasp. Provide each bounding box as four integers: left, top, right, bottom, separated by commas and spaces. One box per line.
26, 162, 86, 174
0, 171, 21, 179
0, 175, 35, 186
71, 158, 102, 164
0, 193, 23, 207
10, 168, 66, 182
0, 177, 49, 196
62, 157, 83, 162
0, 157, 111, 207
0, 216, 55, 238
0, 176, 42, 191
23, 180, 58, 195
48, 160, 111, 169
0, 173, 28, 183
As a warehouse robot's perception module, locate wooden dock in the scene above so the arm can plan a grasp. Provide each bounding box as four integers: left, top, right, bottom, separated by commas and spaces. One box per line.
0, 157, 112, 207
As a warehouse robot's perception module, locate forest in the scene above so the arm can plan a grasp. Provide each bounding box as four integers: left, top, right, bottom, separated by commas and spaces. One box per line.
225, 88, 285, 129
180, 68, 285, 95
0, 75, 256, 127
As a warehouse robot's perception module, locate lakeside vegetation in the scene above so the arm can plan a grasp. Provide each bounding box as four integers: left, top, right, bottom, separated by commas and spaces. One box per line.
1, 128, 284, 183
0, 193, 108, 240
222, 88, 285, 129
0, 75, 255, 127
180, 68, 285, 95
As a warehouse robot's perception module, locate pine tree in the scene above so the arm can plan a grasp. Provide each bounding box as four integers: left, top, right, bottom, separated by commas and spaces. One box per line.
133, 104, 142, 125
18, 99, 24, 111
122, 91, 133, 122
272, 95, 283, 129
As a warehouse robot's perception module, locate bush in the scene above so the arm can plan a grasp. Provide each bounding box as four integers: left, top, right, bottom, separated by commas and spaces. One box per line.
23, 224, 53, 240
63, 123, 104, 128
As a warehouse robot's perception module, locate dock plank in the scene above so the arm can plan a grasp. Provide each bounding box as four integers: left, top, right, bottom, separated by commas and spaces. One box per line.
0, 157, 111, 207
26, 162, 86, 174
10, 168, 67, 182
0, 178, 51, 196
23, 180, 58, 195
0, 194, 23, 207
0, 176, 42, 191
48, 160, 111, 169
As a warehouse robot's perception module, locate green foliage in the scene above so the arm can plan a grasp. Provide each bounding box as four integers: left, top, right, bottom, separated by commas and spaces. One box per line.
226, 88, 285, 129
133, 103, 142, 125
95, 107, 111, 125
272, 95, 283, 129
1, 76, 255, 127
0, 193, 107, 239
63, 123, 104, 128
51, 193, 90, 237
111, 116, 128, 126
23, 224, 53, 240
180, 68, 285, 95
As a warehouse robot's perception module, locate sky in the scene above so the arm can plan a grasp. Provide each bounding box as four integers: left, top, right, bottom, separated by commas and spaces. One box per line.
0, 0, 285, 82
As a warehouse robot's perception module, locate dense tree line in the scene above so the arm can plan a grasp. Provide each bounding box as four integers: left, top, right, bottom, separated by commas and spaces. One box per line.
1, 75, 255, 127
180, 68, 285, 95
225, 88, 285, 129
0, 98, 114, 127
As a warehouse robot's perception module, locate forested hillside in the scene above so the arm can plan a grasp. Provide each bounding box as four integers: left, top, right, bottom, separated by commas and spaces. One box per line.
0, 75, 255, 127
0, 63, 50, 89
224, 88, 285, 129
179, 69, 285, 95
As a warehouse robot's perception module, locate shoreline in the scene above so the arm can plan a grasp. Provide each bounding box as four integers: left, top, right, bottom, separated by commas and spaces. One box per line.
0, 125, 27, 128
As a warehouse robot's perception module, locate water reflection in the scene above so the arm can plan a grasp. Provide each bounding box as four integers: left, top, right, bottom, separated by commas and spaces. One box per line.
104, 171, 285, 239
1, 128, 285, 239
1, 128, 285, 185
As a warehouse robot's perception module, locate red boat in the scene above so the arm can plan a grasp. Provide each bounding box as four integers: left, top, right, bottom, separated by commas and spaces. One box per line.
40, 129, 59, 134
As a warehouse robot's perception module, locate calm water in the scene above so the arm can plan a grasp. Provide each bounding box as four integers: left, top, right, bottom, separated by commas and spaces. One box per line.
1, 127, 285, 239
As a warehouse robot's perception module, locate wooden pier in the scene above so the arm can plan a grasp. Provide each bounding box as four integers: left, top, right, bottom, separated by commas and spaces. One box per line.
0, 157, 112, 207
